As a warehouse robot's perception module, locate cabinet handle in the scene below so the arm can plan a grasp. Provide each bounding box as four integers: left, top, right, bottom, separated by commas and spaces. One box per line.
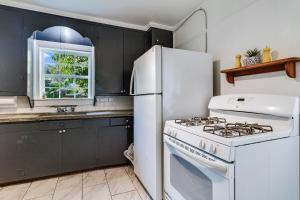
62, 130, 66, 133
59, 130, 63, 134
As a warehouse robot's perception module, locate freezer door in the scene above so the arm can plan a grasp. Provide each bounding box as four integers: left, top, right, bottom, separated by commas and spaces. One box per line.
162, 47, 213, 121
130, 46, 162, 95
133, 94, 162, 200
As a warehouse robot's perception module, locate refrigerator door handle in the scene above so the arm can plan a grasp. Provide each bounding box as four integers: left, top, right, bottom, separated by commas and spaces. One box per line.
129, 66, 136, 96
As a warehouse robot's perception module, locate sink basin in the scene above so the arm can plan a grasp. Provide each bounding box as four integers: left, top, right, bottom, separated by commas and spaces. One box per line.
38, 112, 83, 116
86, 111, 115, 116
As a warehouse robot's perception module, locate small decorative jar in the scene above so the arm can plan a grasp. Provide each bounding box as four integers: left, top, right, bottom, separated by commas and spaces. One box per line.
262, 46, 272, 63
235, 54, 242, 68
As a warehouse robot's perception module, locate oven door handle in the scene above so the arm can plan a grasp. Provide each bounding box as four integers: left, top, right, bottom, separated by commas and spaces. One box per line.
165, 139, 228, 173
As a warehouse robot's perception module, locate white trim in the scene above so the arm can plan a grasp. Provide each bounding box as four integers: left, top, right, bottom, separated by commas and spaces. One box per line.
146, 22, 174, 31
0, 0, 174, 31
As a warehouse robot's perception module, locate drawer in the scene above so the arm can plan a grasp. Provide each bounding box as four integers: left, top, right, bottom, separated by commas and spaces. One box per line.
0, 122, 39, 133
83, 118, 109, 127
110, 117, 132, 126
39, 120, 84, 130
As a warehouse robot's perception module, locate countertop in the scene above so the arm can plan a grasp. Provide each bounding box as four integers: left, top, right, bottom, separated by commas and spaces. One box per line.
0, 110, 133, 124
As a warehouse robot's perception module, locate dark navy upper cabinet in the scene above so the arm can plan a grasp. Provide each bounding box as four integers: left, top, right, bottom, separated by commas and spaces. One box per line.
147, 27, 173, 50
95, 26, 124, 95
123, 30, 146, 95
0, 5, 148, 96
0, 7, 25, 95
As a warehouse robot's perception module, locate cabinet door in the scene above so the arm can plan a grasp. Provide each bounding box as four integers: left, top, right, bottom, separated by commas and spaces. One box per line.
123, 30, 146, 95
62, 127, 97, 172
95, 26, 124, 95
98, 126, 129, 166
25, 130, 61, 179
0, 130, 26, 183
148, 28, 173, 49
0, 7, 25, 95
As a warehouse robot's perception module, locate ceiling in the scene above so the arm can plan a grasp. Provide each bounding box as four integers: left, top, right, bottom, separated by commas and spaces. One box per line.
5, 0, 204, 30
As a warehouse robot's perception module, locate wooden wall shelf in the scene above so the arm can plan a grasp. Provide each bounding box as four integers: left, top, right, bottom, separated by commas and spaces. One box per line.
221, 57, 300, 84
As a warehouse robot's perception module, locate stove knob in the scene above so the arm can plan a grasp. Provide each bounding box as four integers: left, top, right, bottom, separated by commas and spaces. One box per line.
199, 141, 206, 149
210, 144, 217, 154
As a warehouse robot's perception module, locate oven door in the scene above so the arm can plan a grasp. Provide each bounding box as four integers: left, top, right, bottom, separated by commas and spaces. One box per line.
163, 136, 234, 200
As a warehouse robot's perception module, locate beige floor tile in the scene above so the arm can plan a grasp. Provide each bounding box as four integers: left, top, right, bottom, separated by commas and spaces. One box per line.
106, 174, 135, 195
83, 183, 111, 200
83, 169, 106, 188
132, 177, 151, 200
1, 183, 31, 192
105, 166, 127, 179
112, 190, 142, 200
53, 183, 82, 200
23, 178, 58, 200
26, 195, 53, 200
125, 165, 135, 181
0, 183, 30, 200
56, 173, 82, 190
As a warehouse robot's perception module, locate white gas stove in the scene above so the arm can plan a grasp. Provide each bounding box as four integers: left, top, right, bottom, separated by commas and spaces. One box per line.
163, 94, 299, 200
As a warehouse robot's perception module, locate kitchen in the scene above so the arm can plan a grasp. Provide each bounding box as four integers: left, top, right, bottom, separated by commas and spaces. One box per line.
0, 0, 299, 200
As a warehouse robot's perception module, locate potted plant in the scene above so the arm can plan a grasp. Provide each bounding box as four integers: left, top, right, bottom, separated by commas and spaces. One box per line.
243, 48, 261, 65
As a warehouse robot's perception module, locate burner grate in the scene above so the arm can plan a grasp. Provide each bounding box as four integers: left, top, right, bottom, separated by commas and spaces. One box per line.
175, 117, 226, 127
203, 123, 273, 138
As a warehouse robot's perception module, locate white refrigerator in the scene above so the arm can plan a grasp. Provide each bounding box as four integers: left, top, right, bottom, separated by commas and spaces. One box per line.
130, 45, 213, 200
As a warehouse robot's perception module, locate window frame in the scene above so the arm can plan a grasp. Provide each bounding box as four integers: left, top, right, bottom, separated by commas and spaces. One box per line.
31, 40, 95, 105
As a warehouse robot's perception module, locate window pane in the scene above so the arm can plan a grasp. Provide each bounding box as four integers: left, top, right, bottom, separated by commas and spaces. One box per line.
44, 51, 56, 64
42, 49, 91, 99
74, 66, 88, 76
45, 88, 59, 99
60, 54, 75, 64
60, 64, 74, 75
45, 63, 61, 74
45, 77, 61, 87
61, 78, 75, 89
75, 55, 88, 66
76, 88, 88, 98
60, 89, 75, 98
75, 79, 88, 89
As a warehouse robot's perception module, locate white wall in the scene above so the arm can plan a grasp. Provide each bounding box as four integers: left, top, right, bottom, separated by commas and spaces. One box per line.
174, 0, 300, 97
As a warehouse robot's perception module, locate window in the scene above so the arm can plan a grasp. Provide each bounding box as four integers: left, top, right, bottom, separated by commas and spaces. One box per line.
42, 49, 91, 99
27, 26, 95, 106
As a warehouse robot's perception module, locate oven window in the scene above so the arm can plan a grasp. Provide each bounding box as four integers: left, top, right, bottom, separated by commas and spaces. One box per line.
170, 154, 212, 200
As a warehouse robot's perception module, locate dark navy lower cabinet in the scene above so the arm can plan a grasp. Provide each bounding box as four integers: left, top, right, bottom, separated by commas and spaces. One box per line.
61, 127, 97, 173
0, 117, 133, 185
25, 129, 61, 179
0, 128, 26, 183
98, 125, 129, 167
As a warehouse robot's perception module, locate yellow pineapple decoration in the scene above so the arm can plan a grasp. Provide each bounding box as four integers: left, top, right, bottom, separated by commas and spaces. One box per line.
262, 46, 272, 63
235, 54, 242, 68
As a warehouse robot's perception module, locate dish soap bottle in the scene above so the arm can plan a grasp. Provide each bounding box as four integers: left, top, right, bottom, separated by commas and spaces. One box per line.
262, 46, 272, 63
235, 54, 242, 68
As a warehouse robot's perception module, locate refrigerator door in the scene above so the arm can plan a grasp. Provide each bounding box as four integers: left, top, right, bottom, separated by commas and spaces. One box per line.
134, 94, 162, 200
162, 47, 213, 121
130, 46, 162, 95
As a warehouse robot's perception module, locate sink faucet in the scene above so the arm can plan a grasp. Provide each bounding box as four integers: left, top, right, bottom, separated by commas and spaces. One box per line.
54, 105, 76, 113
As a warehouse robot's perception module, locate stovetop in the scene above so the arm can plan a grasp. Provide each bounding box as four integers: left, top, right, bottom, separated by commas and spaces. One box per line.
175, 117, 273, 138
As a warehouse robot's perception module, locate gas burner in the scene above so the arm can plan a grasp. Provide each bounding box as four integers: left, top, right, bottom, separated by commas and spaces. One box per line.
175, 117, 226, 127
203, 123, 273, 138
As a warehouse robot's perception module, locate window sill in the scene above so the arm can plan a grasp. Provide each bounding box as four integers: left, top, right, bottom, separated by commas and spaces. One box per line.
32, 98, 94, 107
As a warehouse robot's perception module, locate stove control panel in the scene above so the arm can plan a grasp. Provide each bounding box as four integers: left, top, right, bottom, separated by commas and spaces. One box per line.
164, 124, 234, 162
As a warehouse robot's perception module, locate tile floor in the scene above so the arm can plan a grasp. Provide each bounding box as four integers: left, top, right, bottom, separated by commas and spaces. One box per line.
0, 165, 151, 200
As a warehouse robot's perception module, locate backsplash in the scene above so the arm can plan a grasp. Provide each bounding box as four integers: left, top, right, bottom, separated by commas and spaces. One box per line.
0, 96, 133, 114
